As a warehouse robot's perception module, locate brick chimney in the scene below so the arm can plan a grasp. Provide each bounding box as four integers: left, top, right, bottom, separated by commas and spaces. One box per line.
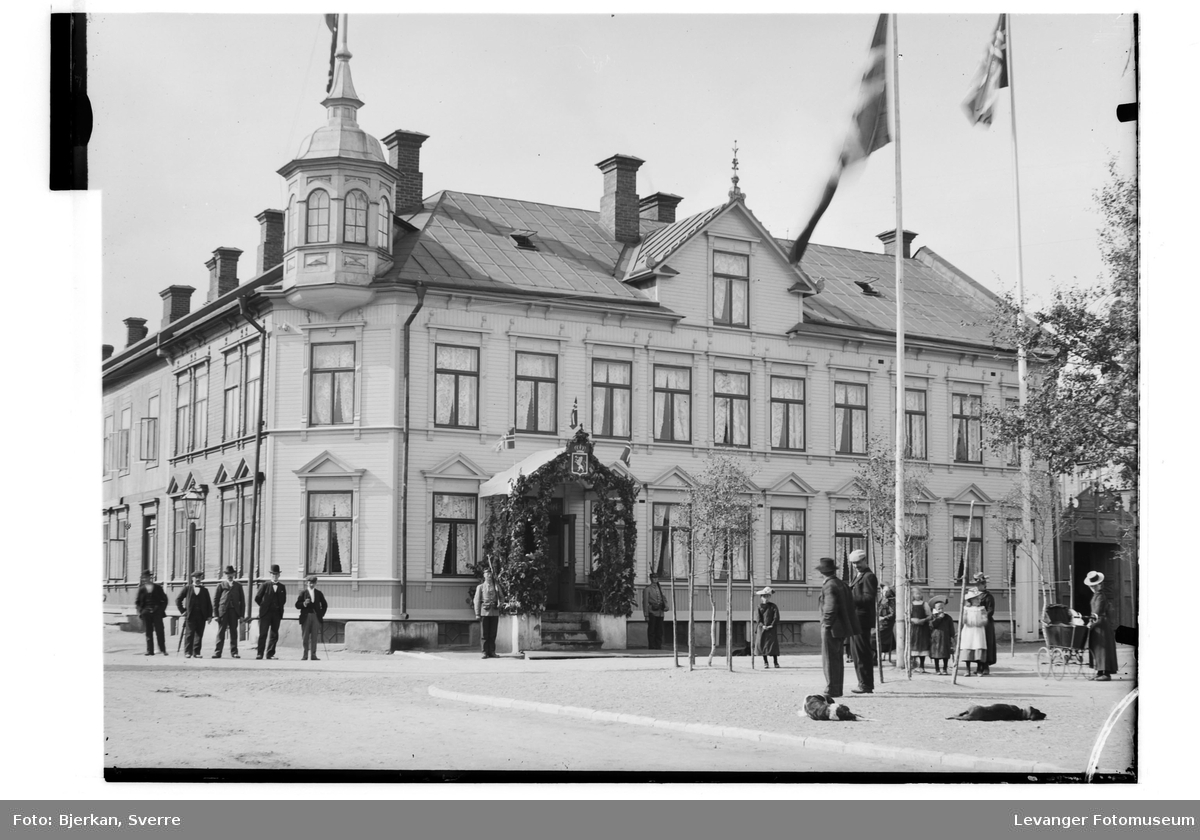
160, 285, 195, 328
639, 192, 683, 224
206, 247, 242, 302
382, 130, 429, 214
596, 154, 644, 244
123, 317, 148, 347
256, 209, 284, 274
876, 229, 918, 259
102, 344, 114, 361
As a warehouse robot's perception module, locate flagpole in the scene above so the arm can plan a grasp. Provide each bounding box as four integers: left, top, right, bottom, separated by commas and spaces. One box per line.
890, 14, 909, 678
1007, 15, 1038, 641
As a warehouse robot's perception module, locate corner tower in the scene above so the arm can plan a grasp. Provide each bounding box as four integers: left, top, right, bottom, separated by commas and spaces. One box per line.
277, 14, 396, 319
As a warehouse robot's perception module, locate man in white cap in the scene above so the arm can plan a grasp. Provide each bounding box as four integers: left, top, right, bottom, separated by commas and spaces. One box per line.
757, 587, 780, 668
848, 549, 878, 693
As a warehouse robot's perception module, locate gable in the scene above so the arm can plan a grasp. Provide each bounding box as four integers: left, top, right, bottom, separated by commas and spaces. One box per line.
768, 472, 818, 497
294, 450, 365, 478
421, 452, 491, 480
945, 483, 995, 505
604, 459, 640, 483
828, 477, 865, 499
167, 471, 203, 496
648, 465, 697, 490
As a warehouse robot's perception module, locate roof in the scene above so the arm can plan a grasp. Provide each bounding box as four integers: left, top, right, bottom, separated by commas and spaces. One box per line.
623, 203, 727, 278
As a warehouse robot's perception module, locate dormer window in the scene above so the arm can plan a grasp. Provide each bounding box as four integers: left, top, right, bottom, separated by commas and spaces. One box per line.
306, 189, 330, 244
510, 229, 538, 251
713, 251, 749, 327
344, 190, 368, 244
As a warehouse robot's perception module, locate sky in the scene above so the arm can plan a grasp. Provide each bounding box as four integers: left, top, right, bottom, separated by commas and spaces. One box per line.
90, 10, 1136, 348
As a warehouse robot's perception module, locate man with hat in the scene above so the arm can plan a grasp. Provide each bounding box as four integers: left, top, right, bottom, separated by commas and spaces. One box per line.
641, 570, 670, 650
972, 572, 997, 675
254, 564, 287, 660
174, 571, 213, 659
848, 549, 878, 693
211, 565, 246, 659
816, 556, 861, 697
756, 587, 780, 668
134, 571, 170, 656
295, 575, 328, 661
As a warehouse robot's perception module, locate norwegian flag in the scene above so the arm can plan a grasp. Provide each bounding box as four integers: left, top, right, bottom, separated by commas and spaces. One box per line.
492, 427, 516, 452
963, 14, 1009, 126
324, 15, 339, 94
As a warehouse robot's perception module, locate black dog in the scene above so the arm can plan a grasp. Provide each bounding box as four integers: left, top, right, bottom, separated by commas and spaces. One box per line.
948, 704, 1046, 721
730, 642, 753, 657
802, 694, 859, 721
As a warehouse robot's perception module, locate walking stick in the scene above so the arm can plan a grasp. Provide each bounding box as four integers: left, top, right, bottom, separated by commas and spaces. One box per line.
951, 500, 974, 685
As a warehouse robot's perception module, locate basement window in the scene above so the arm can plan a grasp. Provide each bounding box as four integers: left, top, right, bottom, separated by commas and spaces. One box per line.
854, 277, 881, 296
510, 229, 538, 251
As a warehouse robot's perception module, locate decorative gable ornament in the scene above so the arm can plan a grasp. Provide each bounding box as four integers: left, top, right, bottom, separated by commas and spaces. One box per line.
567, 427, 594, 478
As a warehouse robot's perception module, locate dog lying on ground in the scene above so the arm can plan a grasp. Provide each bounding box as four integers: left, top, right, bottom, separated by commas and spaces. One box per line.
802, 694, 859, 721
947, 704, 1046, 721
730, 642, 753, 657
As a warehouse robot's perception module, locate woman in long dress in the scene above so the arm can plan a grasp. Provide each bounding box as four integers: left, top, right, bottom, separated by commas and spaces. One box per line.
1085, 571, 1119, 681
909, 586, 932, 673
756, 587, 781, 669
973, 573, 997, 675
958, 588, 988, 676
877, 585, 896, 664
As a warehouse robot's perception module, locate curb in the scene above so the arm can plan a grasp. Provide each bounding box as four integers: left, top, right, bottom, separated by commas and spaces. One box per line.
427, 685, 1073, 774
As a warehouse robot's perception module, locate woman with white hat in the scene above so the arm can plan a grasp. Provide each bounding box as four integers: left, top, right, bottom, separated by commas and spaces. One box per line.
958, 587, 988, 676
756, 587, 781, 669
1084, 571, 1119, 681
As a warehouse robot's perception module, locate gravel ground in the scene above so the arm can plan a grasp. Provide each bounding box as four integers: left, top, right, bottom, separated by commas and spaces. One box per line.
433, 644, 1137, 774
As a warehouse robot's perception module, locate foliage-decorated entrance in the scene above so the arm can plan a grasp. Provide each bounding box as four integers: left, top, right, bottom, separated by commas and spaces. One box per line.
481, 428, 639, 616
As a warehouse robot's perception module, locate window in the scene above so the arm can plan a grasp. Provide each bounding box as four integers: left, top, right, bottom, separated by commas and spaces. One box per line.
515, 352, 557, 434
311, 343, 355, 426
952, 515, 983, 582
377, 195, 391, 252
172, 502, 187, 580
286, 196, 297, 250
953, 393, 983, 463
770, 377, 805, 451
306, 189, 330, 244
592, 360, 631, 438
106, 509, 127, 580
142, 510, 158, 578
103, 415, 114, 474
713, 251, 749, 327
907, 513, 928, 583
713, 371, 750, 447
221, 485, 253, 577
834, 382, 867, 455
713, 520, 750, 582
434, 346, 479, 428
770, 509, 805, 583
174, 363, 209, 455
905, 389, 927, 460
1005, 397, 1019, 466
651, 503, 690, 580
308, 492, 351, 575
139, 395, 160, 463
245, 341, 261, 437
344, 189, 368, 244
653, 366, 691, 443
834, 512, 866, 566
432, 494, 476, 576
223, 348, 242, 441
118, 407, 132, 472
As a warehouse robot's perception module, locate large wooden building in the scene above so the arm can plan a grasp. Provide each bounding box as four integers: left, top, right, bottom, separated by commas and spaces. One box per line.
102, 22, 1051, 651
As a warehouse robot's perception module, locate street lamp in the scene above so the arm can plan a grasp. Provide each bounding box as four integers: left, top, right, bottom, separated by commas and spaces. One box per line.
182, 486, 206, 523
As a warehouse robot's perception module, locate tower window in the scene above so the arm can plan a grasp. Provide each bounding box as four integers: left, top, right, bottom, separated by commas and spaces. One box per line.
306, 189, 330, 244
344, 190, 368, 245
377, 195, 391, 252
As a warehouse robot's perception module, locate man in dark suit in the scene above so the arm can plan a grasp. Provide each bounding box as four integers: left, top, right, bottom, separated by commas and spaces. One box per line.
174, 571, 213, 659
211, 565, 246, 659
295, 575, 328, 661
817, 556, 861, 698
135, 571, 169, 656
848, 549, 878, 694
254, 564, 287, 660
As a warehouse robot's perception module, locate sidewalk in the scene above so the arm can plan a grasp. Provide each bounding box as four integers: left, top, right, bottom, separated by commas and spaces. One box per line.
429, 644, 1137, 775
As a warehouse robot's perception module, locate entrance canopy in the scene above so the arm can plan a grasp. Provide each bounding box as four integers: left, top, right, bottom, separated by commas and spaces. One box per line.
479, 448, 564, 497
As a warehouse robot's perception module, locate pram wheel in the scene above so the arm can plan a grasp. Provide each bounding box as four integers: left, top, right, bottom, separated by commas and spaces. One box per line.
1036, 646, 1052, 680
1051, 649, 1067, 681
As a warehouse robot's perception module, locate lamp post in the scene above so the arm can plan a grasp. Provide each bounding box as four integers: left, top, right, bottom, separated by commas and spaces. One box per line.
183, 486, 205, 579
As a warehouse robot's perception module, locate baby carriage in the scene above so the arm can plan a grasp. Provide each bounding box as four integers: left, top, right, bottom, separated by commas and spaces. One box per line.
1036, 604, 1090, 680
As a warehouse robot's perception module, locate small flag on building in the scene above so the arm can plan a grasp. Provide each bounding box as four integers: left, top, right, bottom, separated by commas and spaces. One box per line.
569, 398, 579, 430
619, 444, 632, 467
324, 14, 339, 94
493, 427, 516, 452
962, 14, 1009, 126
790, 14, 892, 265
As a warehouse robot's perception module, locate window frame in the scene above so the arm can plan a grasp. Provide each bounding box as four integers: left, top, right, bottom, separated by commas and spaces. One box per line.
173, 362, 209, 456
142, 509, 158, 578
434, 344, 480, 429
377, 195, 391, 252
306, 189, 330, 244
770, 376, 806, 451
906, 513, 929, 584
713, 370, 751, 448
952, 514, 984, 583
712, 515, 752, 583
712, 250, 750, 327
770, 508, 806, 583
343, 189, 369, 245
103, 414, 114, 475
220, 482, 253, 578
306, 490, 353, 576
118, 407, 133, 473
514, 351, 558, 435
1004, 397, 1019, 466
652, 364, 692, 444
286, 196, 297, 250
309, 342, 356, 427
834, 511, 866, 566
651, 502, 691, 581
904, 388, 928, 460
952, 393, 984, 463
431, 493, 478, 578
106, 508, 128, 581
591, 359, 632, 440
139, 394, 160, 464
833, 381, 868, 455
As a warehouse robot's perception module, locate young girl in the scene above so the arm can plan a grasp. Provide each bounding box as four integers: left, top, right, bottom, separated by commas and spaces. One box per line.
928, 598, 955, 675
909, 586, 932, 673
959, 588, 988, 676
877, 586, 896, 665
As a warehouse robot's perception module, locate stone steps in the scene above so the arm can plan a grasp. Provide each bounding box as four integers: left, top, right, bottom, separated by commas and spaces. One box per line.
539, 612, 602, 651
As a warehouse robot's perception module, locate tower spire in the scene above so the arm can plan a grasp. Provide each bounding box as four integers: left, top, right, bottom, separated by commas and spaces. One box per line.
728, 141, 745, 201
323, 13, 362, 116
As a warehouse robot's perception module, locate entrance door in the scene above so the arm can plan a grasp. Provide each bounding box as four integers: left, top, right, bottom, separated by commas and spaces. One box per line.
542, 512, 576, 611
